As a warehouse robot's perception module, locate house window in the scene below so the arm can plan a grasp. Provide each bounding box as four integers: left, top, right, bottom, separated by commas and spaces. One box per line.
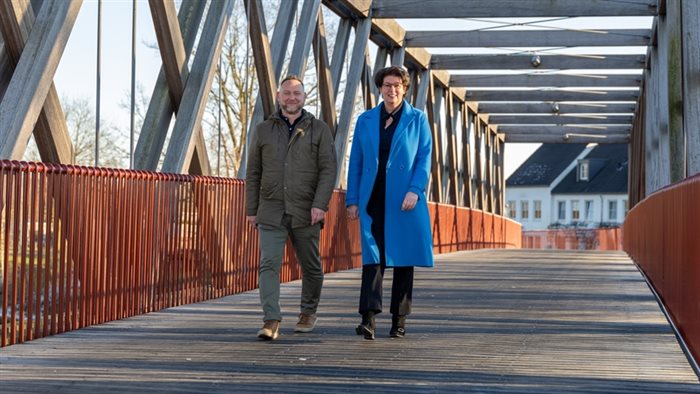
608, 200, 618, 221
521, 201, 529, 220
623, 200, 629, 216
584, 200, 594, 221
508, 200, 516, 218
578, 161, 589, 181
558, 201, 566, 221
571, 200, 580, 220
534, 200, 542, 220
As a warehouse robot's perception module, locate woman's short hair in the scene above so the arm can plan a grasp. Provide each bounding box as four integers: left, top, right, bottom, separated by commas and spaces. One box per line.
374, 66, 410, 89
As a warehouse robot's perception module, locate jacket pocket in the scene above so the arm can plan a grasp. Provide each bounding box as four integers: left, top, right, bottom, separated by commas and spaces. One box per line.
260, 181, 279, 199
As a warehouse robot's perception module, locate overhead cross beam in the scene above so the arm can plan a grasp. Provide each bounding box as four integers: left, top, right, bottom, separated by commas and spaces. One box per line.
476, 102, 637, 114
465, 90, 639, 102
504, 134, 630, 143
488, 114, 634, 125
406, 29, 652, 48
432, 54, 647, 70
451, 74, 643, 89
371, 0, 658, 18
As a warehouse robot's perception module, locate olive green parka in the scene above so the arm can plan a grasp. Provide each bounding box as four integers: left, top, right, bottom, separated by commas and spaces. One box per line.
245, 110, 337, 228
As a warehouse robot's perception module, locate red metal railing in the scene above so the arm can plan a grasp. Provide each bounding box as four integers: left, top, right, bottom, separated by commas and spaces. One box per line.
522, 228, 623, 250
0, 160, 520, 347
623, 174, 700, 364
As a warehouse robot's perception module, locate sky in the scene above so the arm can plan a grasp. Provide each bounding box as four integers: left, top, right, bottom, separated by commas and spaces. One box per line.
51, 1, 651, 178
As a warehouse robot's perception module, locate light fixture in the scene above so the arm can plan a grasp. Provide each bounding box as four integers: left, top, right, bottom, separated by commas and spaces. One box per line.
551, 102, 560, 113
531, 53, 541, 68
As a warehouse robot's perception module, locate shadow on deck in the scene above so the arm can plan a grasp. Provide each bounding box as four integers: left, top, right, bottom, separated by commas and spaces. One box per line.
1, 249, 698, 393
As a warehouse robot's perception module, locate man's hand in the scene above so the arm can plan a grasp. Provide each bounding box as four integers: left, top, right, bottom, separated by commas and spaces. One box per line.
346, 205, 359, 220
401, 191, 419, 211
246, 215, 257, 227
310, 208, 326, 225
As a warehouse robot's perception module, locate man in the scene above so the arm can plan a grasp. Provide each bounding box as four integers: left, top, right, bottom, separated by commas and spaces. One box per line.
245, 75, 337, 340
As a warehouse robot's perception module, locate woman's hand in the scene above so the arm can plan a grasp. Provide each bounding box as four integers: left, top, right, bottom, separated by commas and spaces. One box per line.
347, 205, 359, 220
401, 191, 419, 211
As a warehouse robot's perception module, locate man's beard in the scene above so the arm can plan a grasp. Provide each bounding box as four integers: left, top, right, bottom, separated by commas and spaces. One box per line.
281, 103, 302, 114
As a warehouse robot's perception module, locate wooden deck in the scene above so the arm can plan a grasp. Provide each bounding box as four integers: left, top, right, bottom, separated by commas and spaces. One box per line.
1, 249, 698, 393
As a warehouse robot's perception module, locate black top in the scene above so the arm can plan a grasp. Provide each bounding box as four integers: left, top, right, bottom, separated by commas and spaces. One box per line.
367, 103, 404, 220
281, 109, 306, 138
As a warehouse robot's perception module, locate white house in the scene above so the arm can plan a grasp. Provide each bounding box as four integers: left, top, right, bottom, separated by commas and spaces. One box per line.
506, 143, 628, 231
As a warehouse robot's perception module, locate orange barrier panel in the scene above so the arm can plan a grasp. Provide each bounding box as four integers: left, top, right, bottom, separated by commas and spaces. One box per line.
522, 228, 623, 250
623, 174, 700, 364
0, 160, 520, 347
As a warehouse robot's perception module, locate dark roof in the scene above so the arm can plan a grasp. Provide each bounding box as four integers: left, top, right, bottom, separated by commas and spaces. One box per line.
506, 143, 588, 186
552, 144, 628, 194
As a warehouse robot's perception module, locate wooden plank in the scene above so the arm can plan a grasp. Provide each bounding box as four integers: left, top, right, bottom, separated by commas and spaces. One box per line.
245, 0, 276, 119
334, 15, 371, 187
477, 102, 636, 114
135, 0, 206, 170
0, 0, 82, 160
425, 73, 443, 203
313, 9, 336, 130
149, 0, 187, 107
495, 138, 505, 215
1, 249, 698, 391
288, 0, 321, 77
361, 47, 375, 110
391, 46, 405, 67
414, 69, 430, 111
498, 125, 630, 134
683, 0, 700, 174
432, 54, 646, 70
666, 0, 684, 182
465, 90, 639, 102
488, 114, 634, 125
371, 46, 387, 103
461, 105, 474, 208
484, 129, 494, 213
0, 0, 73, 163
371, 0, 658, 18
474, 116, 485, 210
161, 0, 232, 173
0, 36, 11, 100
405, 29, 652, 48
450, 74, 643, 88
445, 92, 459, 205
506, 133, 630, 143
330, 17, 351, 99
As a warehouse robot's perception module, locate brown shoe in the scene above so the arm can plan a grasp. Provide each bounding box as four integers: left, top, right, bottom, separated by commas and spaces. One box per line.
294, 313, 317, 333
257, 320, 280, 340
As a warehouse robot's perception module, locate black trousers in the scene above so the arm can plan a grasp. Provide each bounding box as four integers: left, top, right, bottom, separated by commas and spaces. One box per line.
358, 263, 414, 316
358, 207, 414, 316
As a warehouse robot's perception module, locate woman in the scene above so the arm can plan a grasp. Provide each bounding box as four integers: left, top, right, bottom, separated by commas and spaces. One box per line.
346, 66, 434, 340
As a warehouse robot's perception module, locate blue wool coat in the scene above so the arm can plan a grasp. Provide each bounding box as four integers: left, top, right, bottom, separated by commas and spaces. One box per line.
346, 100, 434, 268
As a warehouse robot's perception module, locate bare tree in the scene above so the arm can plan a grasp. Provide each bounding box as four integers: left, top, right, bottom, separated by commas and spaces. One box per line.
23, 96, 126, 167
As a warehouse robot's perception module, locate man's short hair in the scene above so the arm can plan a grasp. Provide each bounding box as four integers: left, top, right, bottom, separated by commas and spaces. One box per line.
279, 75, 305, 90
374, 66, 410, 89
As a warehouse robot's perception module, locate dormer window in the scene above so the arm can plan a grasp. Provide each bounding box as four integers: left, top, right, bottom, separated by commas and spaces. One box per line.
578, 160, 589, 181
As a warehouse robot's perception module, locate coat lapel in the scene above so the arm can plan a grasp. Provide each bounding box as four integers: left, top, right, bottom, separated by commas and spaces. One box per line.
365, 105, 381, 162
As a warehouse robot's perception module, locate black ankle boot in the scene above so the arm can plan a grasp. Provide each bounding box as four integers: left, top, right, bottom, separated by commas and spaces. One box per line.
389, 315, 406, 338
355, 312, 375, 340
